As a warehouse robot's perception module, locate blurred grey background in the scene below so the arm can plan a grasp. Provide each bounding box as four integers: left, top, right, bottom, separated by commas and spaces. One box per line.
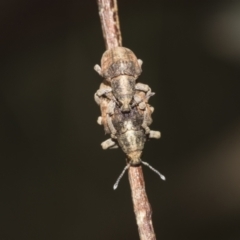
1, 0, 240, 239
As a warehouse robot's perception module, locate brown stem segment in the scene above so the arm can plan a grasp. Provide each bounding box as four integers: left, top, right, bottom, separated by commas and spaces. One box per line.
96, 1, 157, 239
129, 166, 156, 240
97, 0, 122, 49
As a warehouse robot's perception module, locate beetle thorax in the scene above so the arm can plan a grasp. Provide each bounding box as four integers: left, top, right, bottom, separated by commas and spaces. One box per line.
100, 47, 142, 80
111, 75, 135, 112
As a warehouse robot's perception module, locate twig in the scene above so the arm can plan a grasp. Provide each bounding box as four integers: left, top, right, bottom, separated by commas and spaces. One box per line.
96, 1, 157, 239
129, 166, 156, 240
97, 0, 122, 49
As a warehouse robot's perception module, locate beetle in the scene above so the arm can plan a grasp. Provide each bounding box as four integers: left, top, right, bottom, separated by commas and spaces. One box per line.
94, 47, 154, 115
96, 94, 165, 189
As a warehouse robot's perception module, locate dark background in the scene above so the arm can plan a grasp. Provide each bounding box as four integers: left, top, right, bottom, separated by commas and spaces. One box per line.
1, 0, 240, 239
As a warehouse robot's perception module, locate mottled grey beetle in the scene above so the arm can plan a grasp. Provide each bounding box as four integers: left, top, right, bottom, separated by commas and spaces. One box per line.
101, 104, 159, 162
97, 94, 165, 189
94, 47, 153, 114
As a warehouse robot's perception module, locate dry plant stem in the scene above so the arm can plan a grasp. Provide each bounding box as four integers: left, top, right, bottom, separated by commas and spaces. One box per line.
97, 0, 122, 48
96, 1, 157, 239
129, 166, 156, 240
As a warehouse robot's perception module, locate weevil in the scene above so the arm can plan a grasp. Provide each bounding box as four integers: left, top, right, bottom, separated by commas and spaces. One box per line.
94, 47, 154, 116
96, 93, 165, 189
101, 104, 160, 160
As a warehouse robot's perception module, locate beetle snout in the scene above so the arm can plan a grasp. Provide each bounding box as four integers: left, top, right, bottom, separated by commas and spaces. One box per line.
119, 98, 132, 112
121, 102, 131, 112
127, 151, 142, 165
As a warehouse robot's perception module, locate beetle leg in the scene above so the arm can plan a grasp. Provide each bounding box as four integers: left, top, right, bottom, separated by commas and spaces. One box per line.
94, 64, 102, 76
107, 100, 115, 115
101, 138, 118, 150
141, 109, 150, 134
98, 98, 112, 134
135, 82, 150, 92
132, 93, 142, 106
149, 130, 161, 139
94, 93, 101, 105
137, 59, 143, 68
97, 116, 102, 125
96, 86, 112, 97
145, 91, 155, 102
141, 105, 154, 134
138, 102, 146, 110
133, 83, 153, 109
109, 144, 119, 149
150, 106, 154, 113
107, 115, 117, 138
94, 84, 113, 105
135, 83, 155, 102
106, 101, 117, 138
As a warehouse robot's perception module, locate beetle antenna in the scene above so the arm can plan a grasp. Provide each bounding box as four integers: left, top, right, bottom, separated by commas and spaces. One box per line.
113, 164, 130, 190
141, 160, 166, 181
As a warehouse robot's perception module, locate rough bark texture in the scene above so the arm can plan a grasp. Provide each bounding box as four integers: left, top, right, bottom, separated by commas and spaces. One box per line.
128, 166, 156, 240
96, 1, 157, 239
97, 0, 122, 49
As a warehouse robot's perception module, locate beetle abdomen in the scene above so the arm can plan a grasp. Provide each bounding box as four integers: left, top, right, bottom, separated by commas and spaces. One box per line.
117, 130, 146, 155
